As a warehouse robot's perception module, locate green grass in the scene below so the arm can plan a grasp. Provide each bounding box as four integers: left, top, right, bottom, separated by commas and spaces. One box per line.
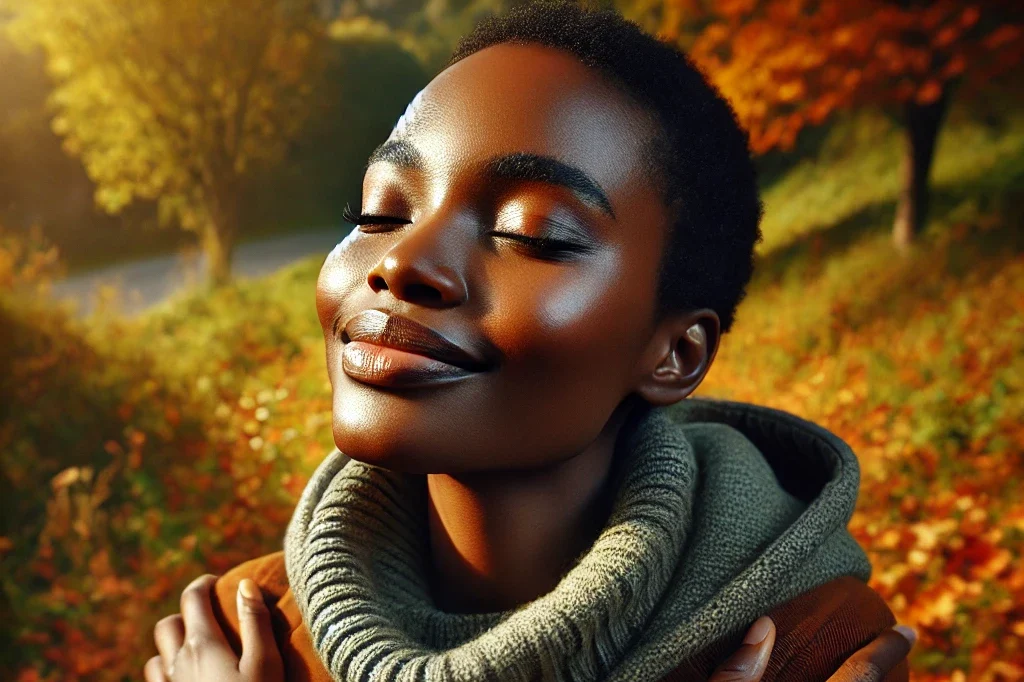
758, 104, 1024, 254
129, 255, 326, 372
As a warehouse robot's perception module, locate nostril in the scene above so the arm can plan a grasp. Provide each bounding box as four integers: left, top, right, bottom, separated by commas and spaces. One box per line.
407, 283, 443, 304
341, 329, 350, 343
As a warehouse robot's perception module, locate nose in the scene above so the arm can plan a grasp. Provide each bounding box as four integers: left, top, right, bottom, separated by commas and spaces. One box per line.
366, 216, 470, 308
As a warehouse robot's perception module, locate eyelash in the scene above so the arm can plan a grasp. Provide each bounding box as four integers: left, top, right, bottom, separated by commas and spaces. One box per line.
341, 202, 591, 261
488, 232, 590, 261
342, 203, 408, 228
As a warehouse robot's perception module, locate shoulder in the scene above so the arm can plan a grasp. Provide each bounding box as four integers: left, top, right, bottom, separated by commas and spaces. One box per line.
209, 551, 296, 655
213, 550, 290, 605
209, 552, 332, 681
661, 577, 909, 682
759, 576, 908, 681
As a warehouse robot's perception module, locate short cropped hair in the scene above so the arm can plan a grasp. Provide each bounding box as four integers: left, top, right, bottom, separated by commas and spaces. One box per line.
447, 0, 763, 333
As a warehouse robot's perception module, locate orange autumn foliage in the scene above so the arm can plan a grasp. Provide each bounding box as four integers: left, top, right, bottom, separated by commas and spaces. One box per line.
648, 0, 1024, 152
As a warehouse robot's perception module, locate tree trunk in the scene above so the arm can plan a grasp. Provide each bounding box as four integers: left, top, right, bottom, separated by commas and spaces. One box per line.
893, 89, 950, 250
203, 188, 239, 287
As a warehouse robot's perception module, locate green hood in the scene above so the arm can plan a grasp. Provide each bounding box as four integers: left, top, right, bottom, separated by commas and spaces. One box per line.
607, 397, 872, 681
283, 396, 872, 682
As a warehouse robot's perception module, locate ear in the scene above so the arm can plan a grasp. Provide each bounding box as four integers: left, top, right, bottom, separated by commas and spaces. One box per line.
632, 309, 720, 407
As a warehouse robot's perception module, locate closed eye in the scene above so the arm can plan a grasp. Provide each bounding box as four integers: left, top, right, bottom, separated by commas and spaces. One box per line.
342, 202, 410, 230
487, 231, 593, 261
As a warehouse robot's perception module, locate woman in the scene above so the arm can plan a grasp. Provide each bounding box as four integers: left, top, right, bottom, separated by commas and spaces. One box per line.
145, 2, 915, 680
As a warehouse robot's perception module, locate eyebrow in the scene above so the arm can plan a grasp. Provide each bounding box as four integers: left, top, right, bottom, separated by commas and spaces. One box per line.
365, 140, 616, 219
367, 138, 423, 169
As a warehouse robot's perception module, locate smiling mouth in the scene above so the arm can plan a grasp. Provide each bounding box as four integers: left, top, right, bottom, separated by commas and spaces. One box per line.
341, 309, 491, 371
337, 309, 493, 388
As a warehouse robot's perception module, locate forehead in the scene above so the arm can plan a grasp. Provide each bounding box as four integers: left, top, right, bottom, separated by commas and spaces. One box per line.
383, 43, 656, 194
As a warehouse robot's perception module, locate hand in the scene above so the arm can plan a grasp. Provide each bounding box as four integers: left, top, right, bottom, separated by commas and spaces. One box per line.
144, 574, 284, 682
708, 616, 916, 681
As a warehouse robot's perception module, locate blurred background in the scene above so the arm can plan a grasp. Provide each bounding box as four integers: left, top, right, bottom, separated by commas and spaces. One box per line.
0, 0, 1021, 679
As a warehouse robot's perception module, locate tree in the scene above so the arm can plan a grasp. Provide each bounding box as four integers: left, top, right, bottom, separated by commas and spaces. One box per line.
324, 0, 520, 73
629, 0, 1022, 249
4, 0, 327, 285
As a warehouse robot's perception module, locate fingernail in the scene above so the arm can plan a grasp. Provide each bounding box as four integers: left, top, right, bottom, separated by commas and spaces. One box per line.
893, 624, 917, 646
238, 578, 259, 601
743, 616, 772, 645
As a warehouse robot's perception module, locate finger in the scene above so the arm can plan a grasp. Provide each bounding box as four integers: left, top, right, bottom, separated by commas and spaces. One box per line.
709, 616, 777, 682
180, 574, 230, 648
153, 613, 184, 672
237, 578, 285, 678
828, 625, 917, 682
144, 655, 170, 682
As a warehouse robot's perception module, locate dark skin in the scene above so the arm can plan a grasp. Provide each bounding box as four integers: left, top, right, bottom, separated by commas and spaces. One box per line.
146, 42, 914, 681
319, 41, 711, 614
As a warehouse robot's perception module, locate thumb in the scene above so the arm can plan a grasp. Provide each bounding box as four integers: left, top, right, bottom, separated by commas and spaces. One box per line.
237, 578, 284, 680
709, 616, 777, 682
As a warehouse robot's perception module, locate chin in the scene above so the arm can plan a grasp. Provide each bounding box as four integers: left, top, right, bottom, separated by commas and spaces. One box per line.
331, 418, 447, 475
339, 449, 435, 474
329, 381, 482, 474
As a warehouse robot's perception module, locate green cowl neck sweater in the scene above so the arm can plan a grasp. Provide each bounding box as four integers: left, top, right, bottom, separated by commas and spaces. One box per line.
283, 397, 872, 682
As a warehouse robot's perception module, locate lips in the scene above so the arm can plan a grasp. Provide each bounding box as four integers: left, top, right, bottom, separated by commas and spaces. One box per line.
341, 309, 491, 372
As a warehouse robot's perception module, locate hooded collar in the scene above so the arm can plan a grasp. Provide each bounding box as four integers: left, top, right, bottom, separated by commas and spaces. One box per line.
283, 397, 871, 682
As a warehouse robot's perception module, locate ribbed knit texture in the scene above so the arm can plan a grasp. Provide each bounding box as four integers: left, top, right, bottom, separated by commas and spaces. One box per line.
283, 398, 873, 682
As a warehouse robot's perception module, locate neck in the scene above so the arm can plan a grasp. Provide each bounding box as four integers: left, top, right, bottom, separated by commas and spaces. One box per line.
426, 399, 640, 614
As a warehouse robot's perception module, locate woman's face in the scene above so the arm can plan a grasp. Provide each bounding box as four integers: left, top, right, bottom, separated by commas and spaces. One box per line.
316, 42, 674, 474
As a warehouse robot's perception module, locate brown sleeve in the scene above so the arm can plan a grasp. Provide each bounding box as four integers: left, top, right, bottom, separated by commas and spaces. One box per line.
209, 551, 293, 658
661, 576, 909, 682
209, 552, 334, 682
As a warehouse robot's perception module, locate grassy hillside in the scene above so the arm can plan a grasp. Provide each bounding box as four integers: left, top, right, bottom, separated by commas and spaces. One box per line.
757, 103, 1024, 254
2, 104, 1022, 680
699, 107, 1024, 680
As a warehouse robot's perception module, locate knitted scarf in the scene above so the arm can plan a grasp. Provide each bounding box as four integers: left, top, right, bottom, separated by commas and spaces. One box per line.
283, 398, 872, 682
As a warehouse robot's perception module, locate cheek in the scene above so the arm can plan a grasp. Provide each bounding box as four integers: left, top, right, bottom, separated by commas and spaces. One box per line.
466, 254, 648, 466
489, 251, 646, 381
316, 234, 379, 329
